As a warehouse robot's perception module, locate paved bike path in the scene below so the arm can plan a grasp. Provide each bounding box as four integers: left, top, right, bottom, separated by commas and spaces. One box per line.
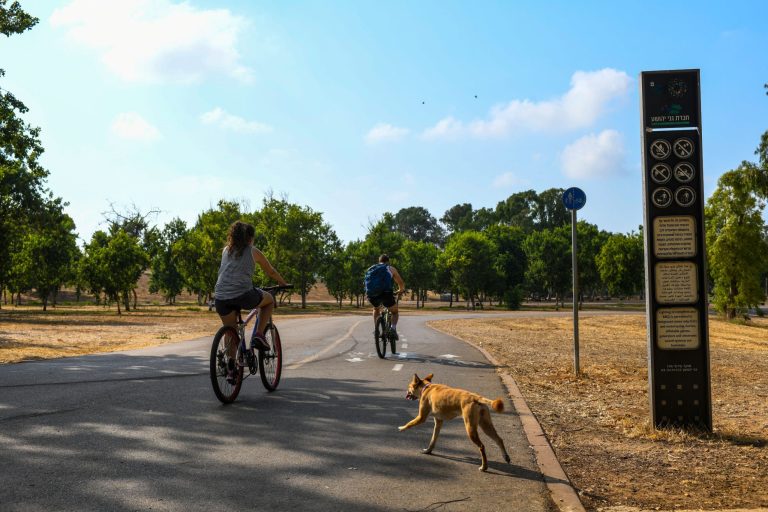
0, 313, 558, 512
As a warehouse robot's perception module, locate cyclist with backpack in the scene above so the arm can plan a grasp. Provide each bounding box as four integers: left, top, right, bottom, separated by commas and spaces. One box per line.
364, 254, 406, 340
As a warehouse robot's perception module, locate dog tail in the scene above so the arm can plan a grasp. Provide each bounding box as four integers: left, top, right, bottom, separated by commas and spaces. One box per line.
479, 397, 505, 413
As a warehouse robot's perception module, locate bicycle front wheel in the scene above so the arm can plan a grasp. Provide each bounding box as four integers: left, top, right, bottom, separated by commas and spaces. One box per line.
210, 325, 243, 404
375, 316, 387, 359
259, 322, 282, 391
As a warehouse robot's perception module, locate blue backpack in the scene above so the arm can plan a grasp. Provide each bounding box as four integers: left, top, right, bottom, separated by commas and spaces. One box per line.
364, 263, 393, 297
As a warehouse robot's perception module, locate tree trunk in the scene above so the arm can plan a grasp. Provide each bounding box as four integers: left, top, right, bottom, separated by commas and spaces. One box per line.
133, 289, 138, 310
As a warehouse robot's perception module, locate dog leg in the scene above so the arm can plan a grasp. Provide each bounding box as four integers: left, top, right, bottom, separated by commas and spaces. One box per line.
399, 399, 431, 431
480, 408, 511, 463
423, 418, 443, 454
463, 410, 487, 471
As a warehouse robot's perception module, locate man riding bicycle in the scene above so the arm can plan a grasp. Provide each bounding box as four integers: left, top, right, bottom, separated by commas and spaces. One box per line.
365, 254, 406, 340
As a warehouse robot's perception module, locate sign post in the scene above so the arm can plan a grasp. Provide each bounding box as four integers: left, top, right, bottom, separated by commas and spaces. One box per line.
640, 69, 712, 431
562, 187, 586, 376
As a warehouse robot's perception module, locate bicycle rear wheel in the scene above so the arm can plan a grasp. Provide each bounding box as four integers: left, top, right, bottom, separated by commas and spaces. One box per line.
210, 325, 243, 403
375, 316, 387, 359
259, 322, 282, 391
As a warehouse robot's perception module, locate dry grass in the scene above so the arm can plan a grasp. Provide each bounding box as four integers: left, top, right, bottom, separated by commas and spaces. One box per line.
0, 305, 219, 363
429, 314, 768, 511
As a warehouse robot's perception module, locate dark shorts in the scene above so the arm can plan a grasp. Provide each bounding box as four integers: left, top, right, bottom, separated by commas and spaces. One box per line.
368, 291, 396, 308
215, 288, 265, 317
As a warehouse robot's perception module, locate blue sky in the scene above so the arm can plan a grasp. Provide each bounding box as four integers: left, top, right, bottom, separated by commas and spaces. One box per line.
4, 0, 767, 244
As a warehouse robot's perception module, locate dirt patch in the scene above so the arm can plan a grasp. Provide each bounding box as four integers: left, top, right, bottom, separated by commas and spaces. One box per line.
428, 314, 768, 511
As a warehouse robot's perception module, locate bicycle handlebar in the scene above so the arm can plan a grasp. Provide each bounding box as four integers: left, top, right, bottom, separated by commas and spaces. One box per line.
262, 284, 294, 293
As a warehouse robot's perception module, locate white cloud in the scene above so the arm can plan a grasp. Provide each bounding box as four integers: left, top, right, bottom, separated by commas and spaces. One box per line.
421, 116, 463, 140
200, 107, 273, 134
50, 0, 252, 84
561, 129, 627, 179
492, 171, 525, 189
422, 68, 631, 139
365, 123, 410, 144
110, 112, 161, 141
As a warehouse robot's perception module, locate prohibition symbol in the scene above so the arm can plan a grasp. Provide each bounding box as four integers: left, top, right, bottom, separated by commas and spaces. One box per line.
652, 187, 673, 208
650, 163, 672, 184
675, 186, 696, 207
673, 138, 695, 158
650, 139, 672, 160
674, 162, 695, 183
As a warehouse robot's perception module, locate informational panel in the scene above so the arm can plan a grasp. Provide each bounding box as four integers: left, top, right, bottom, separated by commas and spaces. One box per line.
640, 69, 712, 431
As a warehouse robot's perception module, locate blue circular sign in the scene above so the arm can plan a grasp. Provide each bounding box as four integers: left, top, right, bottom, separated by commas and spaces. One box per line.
562, 187, 587, 210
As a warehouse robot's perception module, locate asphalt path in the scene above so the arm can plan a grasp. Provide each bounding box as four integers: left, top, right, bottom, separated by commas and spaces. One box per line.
0, 310, 618, 512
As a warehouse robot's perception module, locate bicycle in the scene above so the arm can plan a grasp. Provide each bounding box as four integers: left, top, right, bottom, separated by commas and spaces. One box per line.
374, 293, 401, 359
210, 284, 293, 403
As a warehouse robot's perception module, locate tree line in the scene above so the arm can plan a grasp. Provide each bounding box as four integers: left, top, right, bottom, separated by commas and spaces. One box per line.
1, 3, 766, 318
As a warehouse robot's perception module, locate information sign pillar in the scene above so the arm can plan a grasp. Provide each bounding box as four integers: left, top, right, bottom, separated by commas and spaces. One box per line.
640, 69, 712, 431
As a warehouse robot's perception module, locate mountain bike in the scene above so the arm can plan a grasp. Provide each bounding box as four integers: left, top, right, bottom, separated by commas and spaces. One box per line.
374, 293, 401, 359
210, 284, 293, 403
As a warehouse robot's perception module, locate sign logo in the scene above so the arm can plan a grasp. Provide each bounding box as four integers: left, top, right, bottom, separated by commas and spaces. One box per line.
650, 140, 672, 160
651, 163, 672, 184
674, 162, 695, 183
673, 138, 695, 158
652, 187, 673, 208
675, 186, 696, 207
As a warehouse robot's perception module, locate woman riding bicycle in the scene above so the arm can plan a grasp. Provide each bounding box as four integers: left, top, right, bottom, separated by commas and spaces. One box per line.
214, 221, 288, 355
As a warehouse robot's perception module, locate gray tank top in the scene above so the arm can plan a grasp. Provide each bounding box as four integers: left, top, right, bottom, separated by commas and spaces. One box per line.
214, 245, 255, 299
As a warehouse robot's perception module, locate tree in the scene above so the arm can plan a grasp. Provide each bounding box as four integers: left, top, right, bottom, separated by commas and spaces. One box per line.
440, 203, 474, 234
495, 190, 538, 232
574, 221, 610, 300
442, 231, 498, 309
392, 206, 445, 245
322, 239, 346, 308
596, 231, 644, 298
523, 227, 571, 307
485, 224, 527, 309
149, 218, 187, 304
0, 2, 48, 300
705, 161, 768, 318
400, 240, 439, 308
533, 188, 569, 230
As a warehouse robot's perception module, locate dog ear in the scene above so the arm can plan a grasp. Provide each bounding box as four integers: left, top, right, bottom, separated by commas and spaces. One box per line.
412, 373, 420, 383
424, 373, 433, 382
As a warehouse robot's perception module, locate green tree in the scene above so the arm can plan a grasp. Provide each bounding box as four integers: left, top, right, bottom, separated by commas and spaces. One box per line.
596, 231, 644, 298
149, 218, 188, 304
400, 239, 439, 308
574, 221, 610, 301
485, 224, 527, 309
0, 2, 48, 300
392, 206, 444, 245
442, 231, 498, 309
524, 227, 571, 307
322, 239, 346, 308
495, 190, 538, 232
705, 162, 768, 318
440, 203, 474, 234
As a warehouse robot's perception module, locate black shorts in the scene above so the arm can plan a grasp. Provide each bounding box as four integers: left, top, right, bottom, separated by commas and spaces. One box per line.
368, 291, 396, 308
214, 288, 264, 316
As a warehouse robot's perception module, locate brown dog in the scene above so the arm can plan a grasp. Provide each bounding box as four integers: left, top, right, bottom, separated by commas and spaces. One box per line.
398, 373, 511, 471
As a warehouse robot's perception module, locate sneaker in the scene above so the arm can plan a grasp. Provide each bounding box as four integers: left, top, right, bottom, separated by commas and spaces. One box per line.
225, 359, 237, 384
251, 333, 270, 351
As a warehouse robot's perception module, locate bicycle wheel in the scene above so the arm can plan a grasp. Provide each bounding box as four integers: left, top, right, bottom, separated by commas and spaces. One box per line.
210, 325, 243, 403
259, 322, 282, 391
375, 316, 387, 359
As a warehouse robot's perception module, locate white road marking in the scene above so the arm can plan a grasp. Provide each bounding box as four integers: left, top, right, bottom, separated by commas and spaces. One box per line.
392, 364, 403, 371
401, 343, 408, 349
397, 352, 408, 359
345, 357, 364, 363
286, 320, 364, 370
438, 354, 458, 359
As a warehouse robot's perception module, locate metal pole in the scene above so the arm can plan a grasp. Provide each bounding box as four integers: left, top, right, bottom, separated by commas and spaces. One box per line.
572, 209, 580, 376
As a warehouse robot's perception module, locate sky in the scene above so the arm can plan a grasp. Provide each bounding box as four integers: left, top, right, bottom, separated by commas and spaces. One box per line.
3, 0, 768, 245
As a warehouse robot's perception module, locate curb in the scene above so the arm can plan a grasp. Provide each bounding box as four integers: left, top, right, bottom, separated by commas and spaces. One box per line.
429, 324, 586, 512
